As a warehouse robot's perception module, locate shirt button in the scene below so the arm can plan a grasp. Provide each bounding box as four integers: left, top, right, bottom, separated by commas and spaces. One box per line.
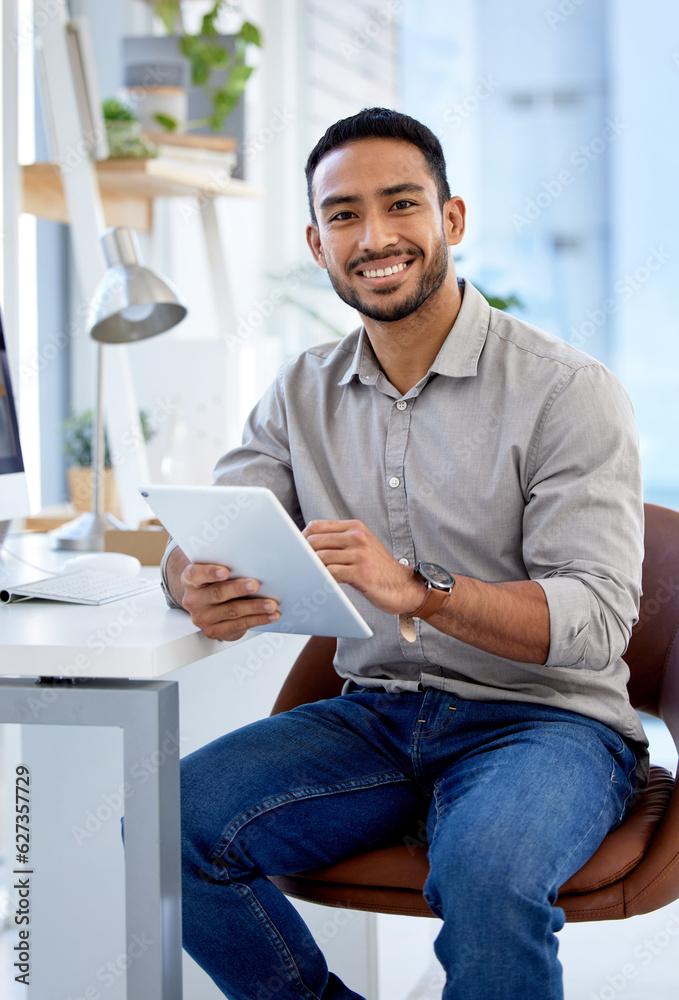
396, 400, 408, 410
398, 557, 410, 565
388, 476, 400, 488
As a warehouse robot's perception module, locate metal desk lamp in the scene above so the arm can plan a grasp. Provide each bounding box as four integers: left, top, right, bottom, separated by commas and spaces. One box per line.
53, 227, 187, 550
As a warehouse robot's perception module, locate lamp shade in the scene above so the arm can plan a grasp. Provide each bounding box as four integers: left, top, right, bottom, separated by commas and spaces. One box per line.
89, 227, 187, 343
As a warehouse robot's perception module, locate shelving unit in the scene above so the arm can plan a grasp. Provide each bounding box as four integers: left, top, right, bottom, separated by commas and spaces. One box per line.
22, 156, 261, 232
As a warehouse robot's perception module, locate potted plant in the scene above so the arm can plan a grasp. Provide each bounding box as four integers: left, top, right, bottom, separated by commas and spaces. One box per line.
122, 0, 262, 172
152, 1, 262, 132
102, 97, 158, 159
62, 409, 156, 517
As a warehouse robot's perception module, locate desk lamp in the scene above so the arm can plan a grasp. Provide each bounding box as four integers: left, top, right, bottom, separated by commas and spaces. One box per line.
53, 227, 187, 551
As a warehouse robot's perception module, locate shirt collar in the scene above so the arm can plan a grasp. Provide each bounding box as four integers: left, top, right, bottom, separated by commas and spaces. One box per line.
337, 278, 491, 387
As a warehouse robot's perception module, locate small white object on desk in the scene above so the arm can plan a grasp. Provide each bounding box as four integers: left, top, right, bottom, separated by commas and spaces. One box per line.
60, 551, 142, 576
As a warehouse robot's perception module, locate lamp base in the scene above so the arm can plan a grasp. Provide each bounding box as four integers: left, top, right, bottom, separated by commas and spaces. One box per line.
51, 511, 128, 552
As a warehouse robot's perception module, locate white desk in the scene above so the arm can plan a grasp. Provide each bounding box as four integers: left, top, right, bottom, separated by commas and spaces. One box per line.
0, 534, 249, 1000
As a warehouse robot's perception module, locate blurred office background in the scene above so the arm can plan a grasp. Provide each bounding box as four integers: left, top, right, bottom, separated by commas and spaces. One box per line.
3, 0, 677, 514
1, 1, 678, 998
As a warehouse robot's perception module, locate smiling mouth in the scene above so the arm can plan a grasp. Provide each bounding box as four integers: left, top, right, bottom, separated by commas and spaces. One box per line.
357, 259, 414, 279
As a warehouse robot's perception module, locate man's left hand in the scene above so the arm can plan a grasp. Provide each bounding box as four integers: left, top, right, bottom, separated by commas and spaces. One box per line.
303, 519, 424, 615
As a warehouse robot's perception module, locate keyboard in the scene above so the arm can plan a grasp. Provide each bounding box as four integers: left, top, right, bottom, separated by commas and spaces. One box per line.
0, 569, 160, 605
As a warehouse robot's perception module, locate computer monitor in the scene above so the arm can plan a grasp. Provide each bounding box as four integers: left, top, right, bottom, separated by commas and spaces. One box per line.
0, 305, 30, 530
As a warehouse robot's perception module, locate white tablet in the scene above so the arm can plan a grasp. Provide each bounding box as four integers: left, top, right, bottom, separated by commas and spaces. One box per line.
139, 484, 373, 640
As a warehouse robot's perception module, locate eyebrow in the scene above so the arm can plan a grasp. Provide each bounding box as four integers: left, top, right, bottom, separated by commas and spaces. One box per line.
318, 183, 426, 214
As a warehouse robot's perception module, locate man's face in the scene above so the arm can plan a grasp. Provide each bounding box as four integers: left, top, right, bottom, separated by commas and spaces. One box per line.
306, 138, 463, 323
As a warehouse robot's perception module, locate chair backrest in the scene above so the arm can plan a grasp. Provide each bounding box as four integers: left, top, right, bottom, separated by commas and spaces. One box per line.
624, 504, 679, 723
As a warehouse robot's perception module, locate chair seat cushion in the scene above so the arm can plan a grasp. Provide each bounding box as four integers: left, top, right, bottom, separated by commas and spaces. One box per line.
295, 765, 674, 895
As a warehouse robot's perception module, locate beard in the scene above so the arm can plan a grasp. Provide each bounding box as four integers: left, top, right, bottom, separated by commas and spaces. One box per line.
324, 235, 450, 322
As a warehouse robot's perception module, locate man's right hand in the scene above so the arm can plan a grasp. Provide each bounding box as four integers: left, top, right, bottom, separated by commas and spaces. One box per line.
166, 546, 280, 641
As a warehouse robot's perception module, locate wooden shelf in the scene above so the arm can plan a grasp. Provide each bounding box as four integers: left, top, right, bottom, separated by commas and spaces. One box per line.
22, 156, 262, 232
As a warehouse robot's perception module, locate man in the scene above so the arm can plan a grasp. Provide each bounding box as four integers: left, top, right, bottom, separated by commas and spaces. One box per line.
163, 108, 647, 1000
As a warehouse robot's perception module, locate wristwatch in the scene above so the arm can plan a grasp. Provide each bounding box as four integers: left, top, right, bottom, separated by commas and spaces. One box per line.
411, 561, 456, 618
399, 561, 455, 643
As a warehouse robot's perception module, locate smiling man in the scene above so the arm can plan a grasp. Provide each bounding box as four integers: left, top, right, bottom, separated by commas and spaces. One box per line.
163, 108, 647, 1000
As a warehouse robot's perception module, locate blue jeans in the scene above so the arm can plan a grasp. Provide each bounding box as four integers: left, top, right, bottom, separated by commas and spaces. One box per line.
180, 685, 637, 1000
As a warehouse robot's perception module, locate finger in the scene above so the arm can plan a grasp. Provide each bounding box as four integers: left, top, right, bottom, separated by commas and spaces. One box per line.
182, 563, 231, 586
198, 607, 281, 641
305, 531, 357, 552
303, 519, 363, 538
193, 596, 279, 625
183, 577, 262, 611
312, 547, 358, 566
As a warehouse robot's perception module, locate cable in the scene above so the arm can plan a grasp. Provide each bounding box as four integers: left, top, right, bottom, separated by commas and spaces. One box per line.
0, 541, 59, 577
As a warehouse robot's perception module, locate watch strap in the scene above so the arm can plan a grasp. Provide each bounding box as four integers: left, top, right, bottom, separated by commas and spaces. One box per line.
398, 584, 450, 643
410, 585, 450, 620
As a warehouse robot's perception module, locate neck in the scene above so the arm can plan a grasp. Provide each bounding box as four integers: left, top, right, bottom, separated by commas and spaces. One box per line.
360, 269, 463, 395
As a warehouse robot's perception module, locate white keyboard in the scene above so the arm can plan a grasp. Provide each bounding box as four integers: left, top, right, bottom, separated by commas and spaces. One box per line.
0, 569, 159, 605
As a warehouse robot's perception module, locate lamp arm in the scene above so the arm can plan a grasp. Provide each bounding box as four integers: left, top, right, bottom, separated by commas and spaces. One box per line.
92, 342, 105, 518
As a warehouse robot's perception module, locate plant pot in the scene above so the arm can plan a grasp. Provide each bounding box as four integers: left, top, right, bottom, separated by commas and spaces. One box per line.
105, 118, 159, 159
67, 467, 122, 520
117, 87, 188, 136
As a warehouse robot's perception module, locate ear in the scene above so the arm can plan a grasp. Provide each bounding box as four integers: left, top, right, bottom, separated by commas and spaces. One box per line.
442, 196, 466, 248
306, 223, 326, 269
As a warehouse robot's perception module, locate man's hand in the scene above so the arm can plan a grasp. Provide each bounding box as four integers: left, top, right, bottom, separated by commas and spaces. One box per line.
302, 519, 550, 663
167, 546, 280, 640
303, 519, 424, 615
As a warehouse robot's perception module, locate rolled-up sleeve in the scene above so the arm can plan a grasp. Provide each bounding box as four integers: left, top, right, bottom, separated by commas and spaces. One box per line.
523, 363, 644, 669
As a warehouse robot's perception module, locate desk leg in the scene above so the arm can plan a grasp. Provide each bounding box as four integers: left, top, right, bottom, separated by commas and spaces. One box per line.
120, 683, 182, 1000
0, 678, 182, 1000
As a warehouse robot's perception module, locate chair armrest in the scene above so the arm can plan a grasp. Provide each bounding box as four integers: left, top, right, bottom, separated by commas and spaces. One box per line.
270, 636, 340, 715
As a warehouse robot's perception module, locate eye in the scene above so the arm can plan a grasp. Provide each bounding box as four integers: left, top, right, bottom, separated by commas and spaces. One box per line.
329, 210, 356, 222
391, 200, 415, 210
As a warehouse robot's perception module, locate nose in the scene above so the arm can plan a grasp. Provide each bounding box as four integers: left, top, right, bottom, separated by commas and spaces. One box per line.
357, 209, 399, 254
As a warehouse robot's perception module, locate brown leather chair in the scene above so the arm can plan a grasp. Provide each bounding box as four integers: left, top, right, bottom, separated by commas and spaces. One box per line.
269, 503, 679, 922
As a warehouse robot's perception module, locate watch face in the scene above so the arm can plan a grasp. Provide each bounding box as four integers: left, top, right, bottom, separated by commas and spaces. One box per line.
417, 562, 455, 590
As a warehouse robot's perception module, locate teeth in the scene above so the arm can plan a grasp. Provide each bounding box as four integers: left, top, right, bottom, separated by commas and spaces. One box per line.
361, 261, 409, 278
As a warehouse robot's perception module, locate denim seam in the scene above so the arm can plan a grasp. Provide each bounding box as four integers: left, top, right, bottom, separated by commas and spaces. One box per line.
230, 880, 321, 1000
421, 782, 443, 914
210, 769, 410, 863
551, 766, 616, 887
412, 702, 459, 739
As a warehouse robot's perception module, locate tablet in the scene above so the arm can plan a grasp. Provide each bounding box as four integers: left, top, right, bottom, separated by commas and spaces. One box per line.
139, 484, 373, 640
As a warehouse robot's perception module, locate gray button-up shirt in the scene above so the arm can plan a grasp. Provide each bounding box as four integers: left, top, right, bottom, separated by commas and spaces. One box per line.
162, 279, 648, 791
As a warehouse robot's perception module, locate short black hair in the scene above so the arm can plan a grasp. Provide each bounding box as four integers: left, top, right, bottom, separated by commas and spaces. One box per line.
305, 107, 451, 224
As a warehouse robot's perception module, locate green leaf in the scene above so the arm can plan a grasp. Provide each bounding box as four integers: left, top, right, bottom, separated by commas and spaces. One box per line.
213, 88, 237, 113
155, 1, 181, 35
201, 12, 219, 36
203, 43, 230, 69
179, 34, 199, 59
102, 96, 137, 121
208, 110, 228, 131
240, 21, 262, 46
227, 63, 254, 90
153, 112, 179, 131
184, 44, 211, 85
